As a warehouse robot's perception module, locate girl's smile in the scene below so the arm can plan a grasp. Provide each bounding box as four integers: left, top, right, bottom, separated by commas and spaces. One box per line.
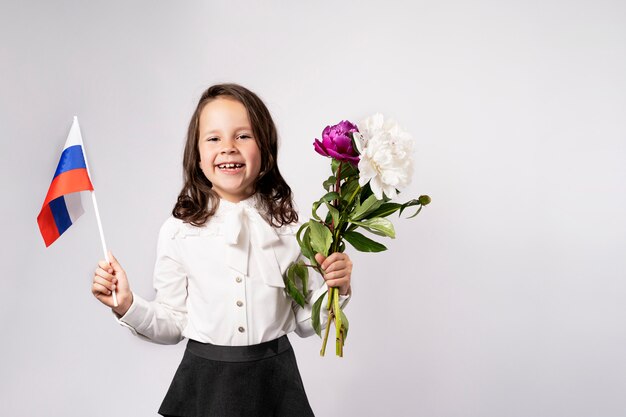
198, 97, 262, 202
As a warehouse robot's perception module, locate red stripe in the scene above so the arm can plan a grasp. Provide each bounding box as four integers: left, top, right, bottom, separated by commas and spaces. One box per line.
37, 204, 61, 247
42, 168, 93, 207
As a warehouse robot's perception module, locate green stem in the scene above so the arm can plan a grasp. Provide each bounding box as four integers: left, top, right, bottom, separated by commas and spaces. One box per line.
326, 280, 333, 310
320, 311, 333, 356
335, 162, 343, 210
333, 287, 343, 356
320, 160, 352, 357
346, 183, 361, 207
302, 264, 323, 275
325, 161, 344, 311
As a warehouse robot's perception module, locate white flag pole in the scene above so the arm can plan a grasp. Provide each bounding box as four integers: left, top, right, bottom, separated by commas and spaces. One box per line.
74, 116, 118, 307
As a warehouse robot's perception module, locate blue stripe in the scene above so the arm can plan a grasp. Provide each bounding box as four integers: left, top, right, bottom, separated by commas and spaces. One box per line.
53, 145, 87, 179
49, 196, 72, 235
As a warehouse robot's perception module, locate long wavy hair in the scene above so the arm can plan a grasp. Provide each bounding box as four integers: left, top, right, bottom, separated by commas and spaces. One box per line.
172, 83, 298, 227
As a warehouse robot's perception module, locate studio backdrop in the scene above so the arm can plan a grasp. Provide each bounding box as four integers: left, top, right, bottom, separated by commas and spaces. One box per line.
2, 1, 626, 416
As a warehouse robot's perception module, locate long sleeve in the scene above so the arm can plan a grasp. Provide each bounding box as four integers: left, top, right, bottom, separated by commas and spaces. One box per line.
112, 196, 352, 346
115, 218, 188, 345
292, 255, 352, 338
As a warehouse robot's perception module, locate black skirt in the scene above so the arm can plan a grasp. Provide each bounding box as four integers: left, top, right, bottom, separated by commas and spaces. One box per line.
158, 335, 315, 417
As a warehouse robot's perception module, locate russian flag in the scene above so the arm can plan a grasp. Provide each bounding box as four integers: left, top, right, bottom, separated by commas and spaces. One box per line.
37, 117, 94, 247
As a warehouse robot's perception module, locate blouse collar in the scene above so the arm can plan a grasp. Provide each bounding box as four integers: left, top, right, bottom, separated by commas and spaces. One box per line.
216, 194, 284, 288
216, 193, 261, 213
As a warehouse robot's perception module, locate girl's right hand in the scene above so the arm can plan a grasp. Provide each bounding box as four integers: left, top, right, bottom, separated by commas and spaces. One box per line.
92, 251, 133, 317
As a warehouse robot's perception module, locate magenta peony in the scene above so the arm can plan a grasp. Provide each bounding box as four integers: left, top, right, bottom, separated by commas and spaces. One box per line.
313, 120, 360, 164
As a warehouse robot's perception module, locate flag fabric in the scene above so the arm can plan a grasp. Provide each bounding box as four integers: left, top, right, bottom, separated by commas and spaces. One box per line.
37, 117, 94, 247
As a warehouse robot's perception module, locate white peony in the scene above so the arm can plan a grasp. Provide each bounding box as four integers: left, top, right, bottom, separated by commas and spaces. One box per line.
353, 113, 414, 200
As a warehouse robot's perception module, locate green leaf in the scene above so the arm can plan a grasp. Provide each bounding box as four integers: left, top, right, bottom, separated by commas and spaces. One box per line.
352, 217, 396, 238
296, 223, 315, 262
367, 202, 402, 219
296, 222, 307, 247
312, 192, 340, 220
322, 191, 340, 202
311, 191, 339, 220
338, 162, 359, 180
284, 264, 306, 307
309, 221, 333, 257
324, 202, 340, 227
398, 198, 428, 219
293, 260, 309, 298
351, 194, 383, 221
331, 159, 359, 180
340, 309, 349, 341
406, 205, 423, 219
322, 175, 337, 191
398, 195, 430, 218
286, 279, 305, 307
359, 182, 373, 202
312, 291, 328, 337
341, 178, 360, 203
343, 230, 388, 252
293, 261, 306, 278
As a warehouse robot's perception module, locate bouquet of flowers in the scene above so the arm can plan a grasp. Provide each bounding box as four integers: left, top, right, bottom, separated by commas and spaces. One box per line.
284, 113, 430, 357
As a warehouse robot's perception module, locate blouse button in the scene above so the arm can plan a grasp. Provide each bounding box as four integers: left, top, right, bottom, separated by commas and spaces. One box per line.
236, 276, 242, 283
238, 326, 245, 333
236, 300, 243, 307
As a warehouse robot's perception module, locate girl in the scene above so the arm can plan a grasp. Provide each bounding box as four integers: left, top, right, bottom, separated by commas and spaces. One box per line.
91, 83, 353, 417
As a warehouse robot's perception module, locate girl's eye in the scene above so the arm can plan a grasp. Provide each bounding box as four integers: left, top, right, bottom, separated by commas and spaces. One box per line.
206, 137, 219, 142
238, 135, 251, 140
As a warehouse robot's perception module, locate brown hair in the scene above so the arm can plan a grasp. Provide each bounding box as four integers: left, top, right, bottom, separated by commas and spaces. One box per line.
172, 83, 298, 227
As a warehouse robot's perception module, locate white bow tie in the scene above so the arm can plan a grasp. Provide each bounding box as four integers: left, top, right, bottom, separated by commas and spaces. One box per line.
221, 202, 285, 288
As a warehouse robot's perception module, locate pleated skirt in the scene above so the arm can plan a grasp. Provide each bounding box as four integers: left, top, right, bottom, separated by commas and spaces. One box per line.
158, 335, 315, 417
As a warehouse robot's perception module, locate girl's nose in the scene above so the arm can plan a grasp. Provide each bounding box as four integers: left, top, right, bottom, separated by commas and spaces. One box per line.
220, 147, 238, 154
220, 139, 239, 154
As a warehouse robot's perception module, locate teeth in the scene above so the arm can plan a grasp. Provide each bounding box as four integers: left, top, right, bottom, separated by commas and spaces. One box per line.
218, 163, 244, 169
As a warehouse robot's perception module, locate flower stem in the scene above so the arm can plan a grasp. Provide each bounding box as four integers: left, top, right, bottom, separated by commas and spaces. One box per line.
326, 279, 333, 310
333, 287, 343, 357
346, 183, 361, 206
335, 162, 342, 209
302, 264, 323, 275
320, 310, 333, 356
319, 160, 349, 357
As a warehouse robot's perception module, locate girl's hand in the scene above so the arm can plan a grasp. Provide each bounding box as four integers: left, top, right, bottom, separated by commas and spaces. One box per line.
314, 252, 352, 296
92, 251, 133, 316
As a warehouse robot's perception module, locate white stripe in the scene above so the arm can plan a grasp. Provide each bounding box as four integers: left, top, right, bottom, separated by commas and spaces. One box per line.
65, 192, 85, 223
63, 116, 84, 149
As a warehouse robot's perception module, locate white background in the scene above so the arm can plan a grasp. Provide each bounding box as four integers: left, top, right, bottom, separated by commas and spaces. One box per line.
2, 1, 626, 416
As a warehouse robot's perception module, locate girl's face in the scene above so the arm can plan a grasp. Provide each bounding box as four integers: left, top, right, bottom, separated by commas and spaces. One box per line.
198, 97, 262, 202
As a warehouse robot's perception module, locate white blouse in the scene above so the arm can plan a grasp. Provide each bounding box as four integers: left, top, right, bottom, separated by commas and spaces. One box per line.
116, 194, 351, 346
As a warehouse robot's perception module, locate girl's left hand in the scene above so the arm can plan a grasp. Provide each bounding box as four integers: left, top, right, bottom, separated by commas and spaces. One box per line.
315, 252, 352, 296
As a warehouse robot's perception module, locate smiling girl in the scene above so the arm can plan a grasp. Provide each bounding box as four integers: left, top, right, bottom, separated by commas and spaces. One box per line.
91, 83, 353, 417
